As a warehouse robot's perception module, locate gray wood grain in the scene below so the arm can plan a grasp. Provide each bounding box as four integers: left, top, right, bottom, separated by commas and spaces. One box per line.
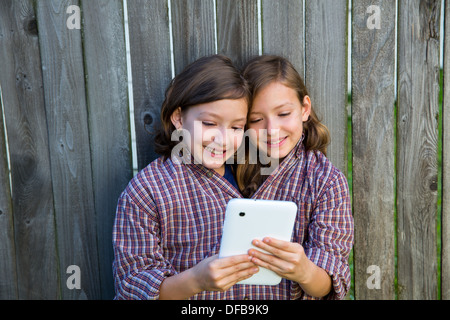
170, 0, 216, 74
36, 0, 100, 299
0, 0, 448, 301
397, 0, 440, 300
127, 0, 172, 170
351, 0, 396, 300
442, 0, 450, 301
0, 0, 58, 299
216, 0, 259, 69
261, 0, 304, 78
0, 82, 17, 299
81, 0, 132, 299
305, 0, 348, 175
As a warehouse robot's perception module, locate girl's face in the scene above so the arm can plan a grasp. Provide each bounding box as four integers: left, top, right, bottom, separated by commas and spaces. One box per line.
171, 99, 248, 175
248, 81, 311, 159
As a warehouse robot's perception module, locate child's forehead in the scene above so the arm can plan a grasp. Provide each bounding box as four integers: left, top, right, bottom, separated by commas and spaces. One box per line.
251, 84, 301, 111
184, 99, 248, 120
250, 102, 297, 113
258, 81, 296, 94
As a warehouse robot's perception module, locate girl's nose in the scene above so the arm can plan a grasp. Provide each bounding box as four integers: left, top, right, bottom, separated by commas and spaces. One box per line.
210, 128, 226, 145
266, 119, 279, 137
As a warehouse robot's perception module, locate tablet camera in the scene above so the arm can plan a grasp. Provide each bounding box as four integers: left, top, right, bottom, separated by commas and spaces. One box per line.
239, 212, 245, 217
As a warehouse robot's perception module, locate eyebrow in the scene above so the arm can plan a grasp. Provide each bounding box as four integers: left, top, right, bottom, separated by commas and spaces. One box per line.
250, 102, 294, 115
198, 111, 219, 117
198, 112, 246, 123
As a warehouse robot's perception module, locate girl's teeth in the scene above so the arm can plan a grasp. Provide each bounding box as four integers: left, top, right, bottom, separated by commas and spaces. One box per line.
268, 138, 284, 144
206, 147, 224, 154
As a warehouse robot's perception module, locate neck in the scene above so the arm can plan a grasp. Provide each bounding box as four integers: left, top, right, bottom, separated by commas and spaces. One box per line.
213, 165, 225, 176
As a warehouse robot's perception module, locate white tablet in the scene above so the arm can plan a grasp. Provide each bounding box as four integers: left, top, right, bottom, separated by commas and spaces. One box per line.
219, 198, 298, 285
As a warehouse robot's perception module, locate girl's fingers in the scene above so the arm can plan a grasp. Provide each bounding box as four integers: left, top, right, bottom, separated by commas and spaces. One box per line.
215, 254, 253, 268
219, 265, 259, 289
252, 237, 298, 255
248, 238, 304, 276
220, 256, 258, 278
248, 250, 287, 274
248, 254, 281, 274
205, 254, 258, 290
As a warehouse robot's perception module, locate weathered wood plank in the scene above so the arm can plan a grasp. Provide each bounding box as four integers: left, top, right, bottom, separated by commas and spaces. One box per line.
0, 0, 58, 299
36, 0, 100, 299
216, 0, 259, 69
0, 87, 17, 299
442, 0, 450, 301
170, 0, 216, 74
352, 0, 396, 300
305, 0, 348, 175
397, 0, 440, 300
261, 0, 304, 78
127, 0, 172, 169
81, 0, 132, 299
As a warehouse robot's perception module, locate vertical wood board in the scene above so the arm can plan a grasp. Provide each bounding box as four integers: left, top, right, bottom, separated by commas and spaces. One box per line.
81, 0, 132, 299
261, 0, 304, 78
216, 0, 259, 69
351, 0, 396, 300
36, 0, 100, 299
305, 0, 348, 175
170, 0, 216, 74
442, 0, 450, 300
0, 83, 17, 299
127, 0, 172, 170
397, 0, 440, 300
0, 0, 58, 299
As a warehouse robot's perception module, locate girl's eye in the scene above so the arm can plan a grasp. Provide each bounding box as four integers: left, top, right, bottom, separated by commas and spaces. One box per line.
232, 127, 244, 131
279, 113, 290, 117
249, 118, 262, 124
202, 122, 215, 126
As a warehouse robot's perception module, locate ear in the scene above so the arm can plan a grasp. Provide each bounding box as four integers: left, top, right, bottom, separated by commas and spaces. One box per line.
170, 107, 183, 129
301, 96, 311, 122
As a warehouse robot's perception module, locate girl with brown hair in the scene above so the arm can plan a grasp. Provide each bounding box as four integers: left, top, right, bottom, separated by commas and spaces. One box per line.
112, 55, 258, 300
237, 55, 354, 299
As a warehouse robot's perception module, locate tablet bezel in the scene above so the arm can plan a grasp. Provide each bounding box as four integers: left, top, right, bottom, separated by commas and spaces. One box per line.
218, 198, 298, 285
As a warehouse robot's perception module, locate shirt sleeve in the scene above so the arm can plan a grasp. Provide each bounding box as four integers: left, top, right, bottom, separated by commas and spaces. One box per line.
112, 189, 177, 300
302, 170, 354, 300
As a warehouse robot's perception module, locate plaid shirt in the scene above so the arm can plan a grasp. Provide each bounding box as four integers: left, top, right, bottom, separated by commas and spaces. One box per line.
112, 139, 354, 300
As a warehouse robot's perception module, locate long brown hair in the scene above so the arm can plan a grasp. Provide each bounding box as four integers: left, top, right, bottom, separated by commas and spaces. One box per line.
154, 54, 251, 159
236, 55, 330, 197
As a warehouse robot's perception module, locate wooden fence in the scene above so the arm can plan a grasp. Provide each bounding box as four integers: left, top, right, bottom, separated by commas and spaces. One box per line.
0, 0, 448, 300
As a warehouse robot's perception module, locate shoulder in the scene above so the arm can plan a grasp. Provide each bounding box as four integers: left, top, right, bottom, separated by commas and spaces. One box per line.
123, 157, 185, 205
136, 156, 183, 183
303, 149, 349, 199
306, 150, 342, 178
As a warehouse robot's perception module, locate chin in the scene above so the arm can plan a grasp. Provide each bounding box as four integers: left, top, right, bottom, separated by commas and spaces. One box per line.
203, 159, 226, 170
267, 147, 290, 160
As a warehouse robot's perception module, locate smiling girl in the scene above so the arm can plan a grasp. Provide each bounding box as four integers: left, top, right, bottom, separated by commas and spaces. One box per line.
237, 55, 354, 300
112, 55, 257, 300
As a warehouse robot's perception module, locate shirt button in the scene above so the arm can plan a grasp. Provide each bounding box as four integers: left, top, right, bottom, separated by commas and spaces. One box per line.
206, 171, 213, 178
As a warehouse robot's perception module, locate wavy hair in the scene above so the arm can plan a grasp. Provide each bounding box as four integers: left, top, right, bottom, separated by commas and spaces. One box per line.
154, 55, 251, 159
236, 55, 330, 197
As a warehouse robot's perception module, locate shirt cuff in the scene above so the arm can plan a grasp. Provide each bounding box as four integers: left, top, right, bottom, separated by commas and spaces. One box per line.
304, 247, 351, 300
114, 268, 177, 300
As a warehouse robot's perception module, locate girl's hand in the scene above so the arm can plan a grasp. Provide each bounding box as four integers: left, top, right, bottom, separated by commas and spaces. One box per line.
192, 254, 259, 292
248, 237, 310, 284
248, 237, 332, 298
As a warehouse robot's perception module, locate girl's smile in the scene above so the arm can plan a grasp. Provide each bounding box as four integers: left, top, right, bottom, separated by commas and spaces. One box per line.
171, 98, 248, 175
248, 81, 311, 159
265, 136, 288, 148
204, 145, 227, 158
